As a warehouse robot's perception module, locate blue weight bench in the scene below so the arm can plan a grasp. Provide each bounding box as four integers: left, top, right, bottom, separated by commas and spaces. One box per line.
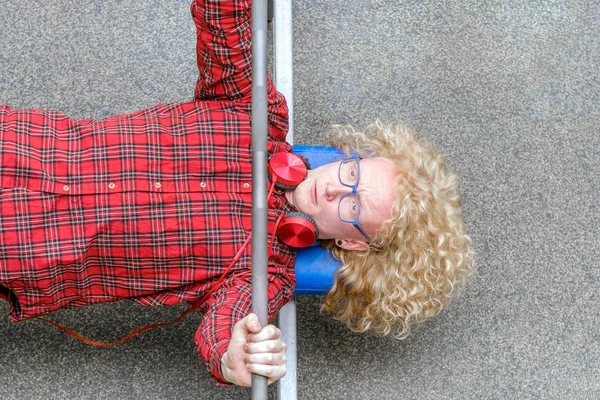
291, 145, 346, 296
277, 147, 344, 399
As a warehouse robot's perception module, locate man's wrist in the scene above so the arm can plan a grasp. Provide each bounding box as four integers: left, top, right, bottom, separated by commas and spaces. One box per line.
220, 351, 234, 384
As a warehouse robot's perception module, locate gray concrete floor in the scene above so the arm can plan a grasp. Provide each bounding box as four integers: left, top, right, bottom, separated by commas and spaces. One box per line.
1, 0, 598, 399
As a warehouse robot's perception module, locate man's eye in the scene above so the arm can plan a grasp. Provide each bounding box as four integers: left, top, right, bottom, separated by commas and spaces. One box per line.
348, 167, 358, 182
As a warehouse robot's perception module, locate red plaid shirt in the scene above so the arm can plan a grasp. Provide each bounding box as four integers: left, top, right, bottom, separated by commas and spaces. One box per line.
0, 0, 295, 384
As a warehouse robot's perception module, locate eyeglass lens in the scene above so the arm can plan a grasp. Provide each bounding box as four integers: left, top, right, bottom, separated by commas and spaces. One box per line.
339, 158, 359, 186
339, 158, 360, 221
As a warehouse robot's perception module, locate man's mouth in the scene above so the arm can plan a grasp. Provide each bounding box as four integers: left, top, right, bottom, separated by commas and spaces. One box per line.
313, 180, 318, 205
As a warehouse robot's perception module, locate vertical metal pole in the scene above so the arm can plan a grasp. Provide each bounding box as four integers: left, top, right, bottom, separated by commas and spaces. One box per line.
273, 0, 294, 145
277, 301, 298, 400
251, 0, 269, 398
273, 1, 298, 399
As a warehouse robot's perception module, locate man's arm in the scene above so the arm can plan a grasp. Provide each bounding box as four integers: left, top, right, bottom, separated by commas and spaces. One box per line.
191, 0, 253, 102
191, 0, 290, 142
196, 273, 293, 386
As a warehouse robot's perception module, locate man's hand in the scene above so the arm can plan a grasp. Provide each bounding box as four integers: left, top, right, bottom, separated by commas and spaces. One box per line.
221, 313, 287, 386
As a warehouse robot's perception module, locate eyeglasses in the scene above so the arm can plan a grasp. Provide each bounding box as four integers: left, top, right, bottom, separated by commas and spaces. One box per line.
338, 155, 371, 242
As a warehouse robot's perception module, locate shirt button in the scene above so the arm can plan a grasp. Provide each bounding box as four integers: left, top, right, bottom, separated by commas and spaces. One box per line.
155, 182, 162, 189
200, 182, 207, 188
243, 183, 250, 189
108, 183, 116, 189
63, 185, 70, 192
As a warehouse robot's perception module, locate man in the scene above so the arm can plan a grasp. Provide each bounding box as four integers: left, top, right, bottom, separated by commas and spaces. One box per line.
0, 0, 473, 388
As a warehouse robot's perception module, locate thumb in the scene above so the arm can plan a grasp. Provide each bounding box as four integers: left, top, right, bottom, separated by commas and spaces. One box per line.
245, 313, 262, 334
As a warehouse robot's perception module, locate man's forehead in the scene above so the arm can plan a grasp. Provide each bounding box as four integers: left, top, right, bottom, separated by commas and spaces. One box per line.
359, 158, 397, 226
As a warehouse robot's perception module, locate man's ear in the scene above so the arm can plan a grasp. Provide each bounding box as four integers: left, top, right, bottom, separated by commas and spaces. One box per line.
336, 238, 369, 251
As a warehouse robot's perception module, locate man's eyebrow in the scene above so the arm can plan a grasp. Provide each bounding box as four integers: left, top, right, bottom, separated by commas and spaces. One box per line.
356, 178, 372, 216
358, 191, 371, 216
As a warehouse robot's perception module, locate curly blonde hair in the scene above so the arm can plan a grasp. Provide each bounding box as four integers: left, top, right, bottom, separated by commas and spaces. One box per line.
321, 121, 474, 339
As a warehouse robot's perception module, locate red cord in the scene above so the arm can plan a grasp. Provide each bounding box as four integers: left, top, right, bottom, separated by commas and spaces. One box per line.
36, 180, 280, 347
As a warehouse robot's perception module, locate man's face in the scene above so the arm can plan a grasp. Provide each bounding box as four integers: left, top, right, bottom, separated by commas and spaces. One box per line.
285, 157, 397, 250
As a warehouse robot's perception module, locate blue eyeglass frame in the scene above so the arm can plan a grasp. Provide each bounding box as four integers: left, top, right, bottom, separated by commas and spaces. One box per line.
337, 155, 371, 242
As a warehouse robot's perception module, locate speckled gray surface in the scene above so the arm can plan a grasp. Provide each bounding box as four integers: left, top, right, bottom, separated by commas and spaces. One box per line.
1, 1, 599, 399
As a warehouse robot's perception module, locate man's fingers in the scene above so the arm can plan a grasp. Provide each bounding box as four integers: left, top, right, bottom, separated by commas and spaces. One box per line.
248, 324, 281, 342
246, 351, 287, 366
246, 338, 286, 354
246, 363, 286, 382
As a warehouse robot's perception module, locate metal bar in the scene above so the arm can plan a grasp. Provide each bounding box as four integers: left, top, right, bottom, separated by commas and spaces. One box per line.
273, 1, 298, 399
251, 0, 269, 398
277, 300, 298, 400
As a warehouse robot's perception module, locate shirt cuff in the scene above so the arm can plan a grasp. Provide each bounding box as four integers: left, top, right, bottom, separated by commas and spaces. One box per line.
205, 339, 232, 386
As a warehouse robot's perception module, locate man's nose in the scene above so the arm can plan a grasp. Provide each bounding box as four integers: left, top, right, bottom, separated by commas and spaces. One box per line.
325, 182, 351, 201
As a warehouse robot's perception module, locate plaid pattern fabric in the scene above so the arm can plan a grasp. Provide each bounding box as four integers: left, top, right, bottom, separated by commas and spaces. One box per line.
0, 0, 295, 384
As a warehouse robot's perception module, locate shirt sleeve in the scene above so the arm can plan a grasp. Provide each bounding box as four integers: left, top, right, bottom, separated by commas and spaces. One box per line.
190, 0, 291, 145
191, 0, 254, 102
195, 270, 294, 385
